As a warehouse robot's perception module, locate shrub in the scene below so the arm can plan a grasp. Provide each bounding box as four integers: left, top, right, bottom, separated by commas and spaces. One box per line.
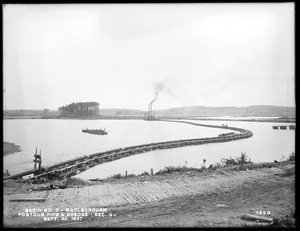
139, 171, 150, 176
197, 166, 207, 172
235, 152, 252, 165
219, 153, 252, 167
127, 173, 136, 178
272, 212, 296, 227
225, 157, 237, 166
155, 165, 198, 175
213, 162, 224, 169
161, 166, 180, 174
238, 165, 247, 171
208, 164, 215, 169
110, 173, 122, 179
288, 152, 295, 161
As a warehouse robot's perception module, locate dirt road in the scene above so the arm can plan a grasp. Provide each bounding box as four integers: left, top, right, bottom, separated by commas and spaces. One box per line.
3, 162, 295, 227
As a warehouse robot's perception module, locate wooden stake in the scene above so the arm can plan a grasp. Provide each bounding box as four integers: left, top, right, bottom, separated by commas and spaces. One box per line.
9, 198, 46, 202
240, 214, 273, 222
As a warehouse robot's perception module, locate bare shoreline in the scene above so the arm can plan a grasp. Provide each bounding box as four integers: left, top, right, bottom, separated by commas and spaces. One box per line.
3, 161, 295, 228
3, 142, 22, 157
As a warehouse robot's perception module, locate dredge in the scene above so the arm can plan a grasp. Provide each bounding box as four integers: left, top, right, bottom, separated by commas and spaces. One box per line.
144, 101, 156, 120
3, 121, 253, 182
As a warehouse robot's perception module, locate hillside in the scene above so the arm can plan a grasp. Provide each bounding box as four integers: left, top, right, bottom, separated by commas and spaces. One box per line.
155, 105, 295, 118
3, 109, 59, 118
100, 108, 145, 116
3, 105, 295, 119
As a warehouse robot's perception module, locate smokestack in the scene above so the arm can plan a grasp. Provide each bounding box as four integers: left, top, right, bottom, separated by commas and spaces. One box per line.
147, 81, 165, 120
147, 101, 155, 120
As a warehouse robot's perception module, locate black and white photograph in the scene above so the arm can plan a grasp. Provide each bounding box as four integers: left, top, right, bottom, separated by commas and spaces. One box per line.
3, 3, 295, 228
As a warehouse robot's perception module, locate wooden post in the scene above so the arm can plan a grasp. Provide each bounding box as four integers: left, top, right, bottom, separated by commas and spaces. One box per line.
33, 148, 42, 176
125, 171, 127, 177
34, 147, 38, 169
38, 149, 42, 174
150, 168, 153, 175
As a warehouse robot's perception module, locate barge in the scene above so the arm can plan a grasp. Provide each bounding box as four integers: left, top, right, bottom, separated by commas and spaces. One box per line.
273, 125, 295, 130
82, 128, 107, 135
279, 126, 287, 130
289, 125, 296, 130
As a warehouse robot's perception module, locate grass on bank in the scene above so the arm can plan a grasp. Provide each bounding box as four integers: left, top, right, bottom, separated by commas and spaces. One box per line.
108, 152, 295, 179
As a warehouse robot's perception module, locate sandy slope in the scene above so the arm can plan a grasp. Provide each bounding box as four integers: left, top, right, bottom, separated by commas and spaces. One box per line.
3, 162, 295, 228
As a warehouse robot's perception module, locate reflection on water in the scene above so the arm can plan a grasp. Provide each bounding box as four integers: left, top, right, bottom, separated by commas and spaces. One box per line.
77, 119, 295, 179
3, 119, 225, 174
3, 119, 295, 178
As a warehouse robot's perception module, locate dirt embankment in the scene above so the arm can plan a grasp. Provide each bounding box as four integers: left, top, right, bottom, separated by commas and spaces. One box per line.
3, 161, 295, 228
3, 142, 22, 157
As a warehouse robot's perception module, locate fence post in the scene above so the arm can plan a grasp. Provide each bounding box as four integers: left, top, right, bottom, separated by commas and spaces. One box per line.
150, 168, 153, 176
125, 171, 127, 177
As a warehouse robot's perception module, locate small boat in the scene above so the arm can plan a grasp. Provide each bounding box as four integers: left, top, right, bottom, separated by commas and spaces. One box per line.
289, 125, 296, 130
279, 126, 287, 130
82, 128, 108, 135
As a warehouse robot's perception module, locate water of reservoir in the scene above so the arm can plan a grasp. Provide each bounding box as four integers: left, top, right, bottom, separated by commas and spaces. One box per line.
3, 119, 295, 179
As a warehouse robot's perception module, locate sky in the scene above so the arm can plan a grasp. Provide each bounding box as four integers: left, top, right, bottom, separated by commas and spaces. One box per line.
3, 3, 295, 111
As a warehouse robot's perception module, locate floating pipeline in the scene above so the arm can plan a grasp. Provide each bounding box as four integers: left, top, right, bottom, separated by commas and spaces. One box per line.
4, 120, 253, 181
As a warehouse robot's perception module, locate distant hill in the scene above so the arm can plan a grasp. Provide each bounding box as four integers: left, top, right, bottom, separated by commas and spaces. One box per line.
3, 105, 295, 119
155, 105, 295, 118
3, 109, 59, 117
3, 108, 145, 119
100, 108, 145, 116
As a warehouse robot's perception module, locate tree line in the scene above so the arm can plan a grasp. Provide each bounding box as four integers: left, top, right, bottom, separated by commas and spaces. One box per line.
58, 102, 100, 117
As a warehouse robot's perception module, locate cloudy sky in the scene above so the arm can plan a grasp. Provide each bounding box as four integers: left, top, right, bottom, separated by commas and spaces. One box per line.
3, 3, 295, 110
